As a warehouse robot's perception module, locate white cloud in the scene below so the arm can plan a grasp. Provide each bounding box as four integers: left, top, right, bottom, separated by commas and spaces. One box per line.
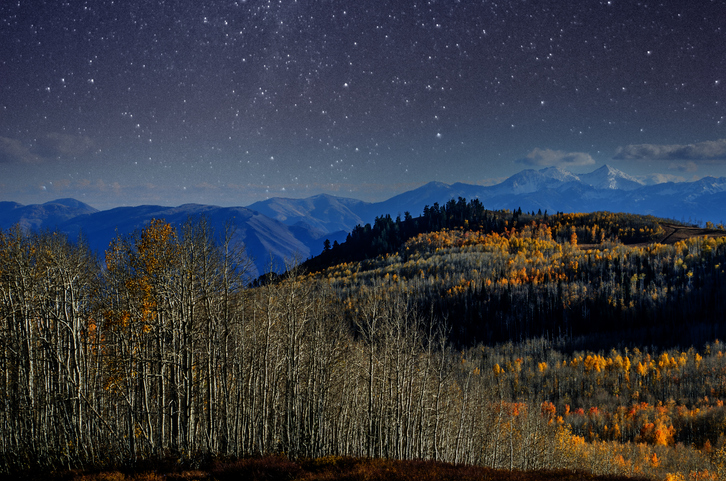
516, 148, 595, 167
0, 136, 41, 164
614, 139, 726, 161
35, 133, 95, 158
0, 133, 95, 164
670, 161, 699, 173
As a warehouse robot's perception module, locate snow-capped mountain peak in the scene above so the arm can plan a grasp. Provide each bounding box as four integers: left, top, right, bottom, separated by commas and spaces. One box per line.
578, 164, 644, 191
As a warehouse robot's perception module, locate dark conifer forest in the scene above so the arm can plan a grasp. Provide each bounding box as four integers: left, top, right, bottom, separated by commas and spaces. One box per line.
3, 201, 726, 480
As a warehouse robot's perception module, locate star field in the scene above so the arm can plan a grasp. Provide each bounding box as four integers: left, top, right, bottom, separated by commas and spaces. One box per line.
1, 0, 724, 209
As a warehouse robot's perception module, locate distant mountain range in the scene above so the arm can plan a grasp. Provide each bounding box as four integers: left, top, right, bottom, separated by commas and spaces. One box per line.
2, 165, 725, 275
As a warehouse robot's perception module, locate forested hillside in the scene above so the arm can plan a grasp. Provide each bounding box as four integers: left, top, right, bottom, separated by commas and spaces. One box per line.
308, 198, 675, 271
3, 205, 726, 480
307, 200, 726, 348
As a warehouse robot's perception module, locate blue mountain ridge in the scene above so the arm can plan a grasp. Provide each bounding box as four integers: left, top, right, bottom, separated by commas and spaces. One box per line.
2, 165, 725, 275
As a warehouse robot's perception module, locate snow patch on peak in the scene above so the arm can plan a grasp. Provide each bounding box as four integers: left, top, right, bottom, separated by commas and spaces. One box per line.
538, 166, 580, 182
499, 169, 571, 194
691, 176, 726, 195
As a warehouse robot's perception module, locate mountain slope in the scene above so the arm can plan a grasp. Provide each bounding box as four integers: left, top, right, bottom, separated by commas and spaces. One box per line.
0, 198, 98, 231
58, 204, 336, 277
366, 181, 481, 221
247, 193, 369, 233
0, 201, 334, 277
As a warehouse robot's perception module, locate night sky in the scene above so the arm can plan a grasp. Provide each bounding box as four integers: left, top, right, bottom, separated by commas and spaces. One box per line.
1, 0, 724, 210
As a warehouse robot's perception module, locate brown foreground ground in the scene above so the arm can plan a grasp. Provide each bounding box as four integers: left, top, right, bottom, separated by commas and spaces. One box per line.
17, 456, 651, 481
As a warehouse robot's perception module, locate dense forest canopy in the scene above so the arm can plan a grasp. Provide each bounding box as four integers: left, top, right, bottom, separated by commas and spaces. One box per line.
3, 203, 726, 480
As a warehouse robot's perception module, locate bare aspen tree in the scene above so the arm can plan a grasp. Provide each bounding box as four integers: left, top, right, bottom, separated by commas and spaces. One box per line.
353, 281, 385, 458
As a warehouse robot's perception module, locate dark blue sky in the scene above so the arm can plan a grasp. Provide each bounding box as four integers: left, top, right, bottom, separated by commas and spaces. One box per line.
1, 0, 724, 209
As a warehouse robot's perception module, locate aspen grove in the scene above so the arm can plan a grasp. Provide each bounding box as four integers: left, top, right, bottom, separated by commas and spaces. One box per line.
3, 208, 726, 480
